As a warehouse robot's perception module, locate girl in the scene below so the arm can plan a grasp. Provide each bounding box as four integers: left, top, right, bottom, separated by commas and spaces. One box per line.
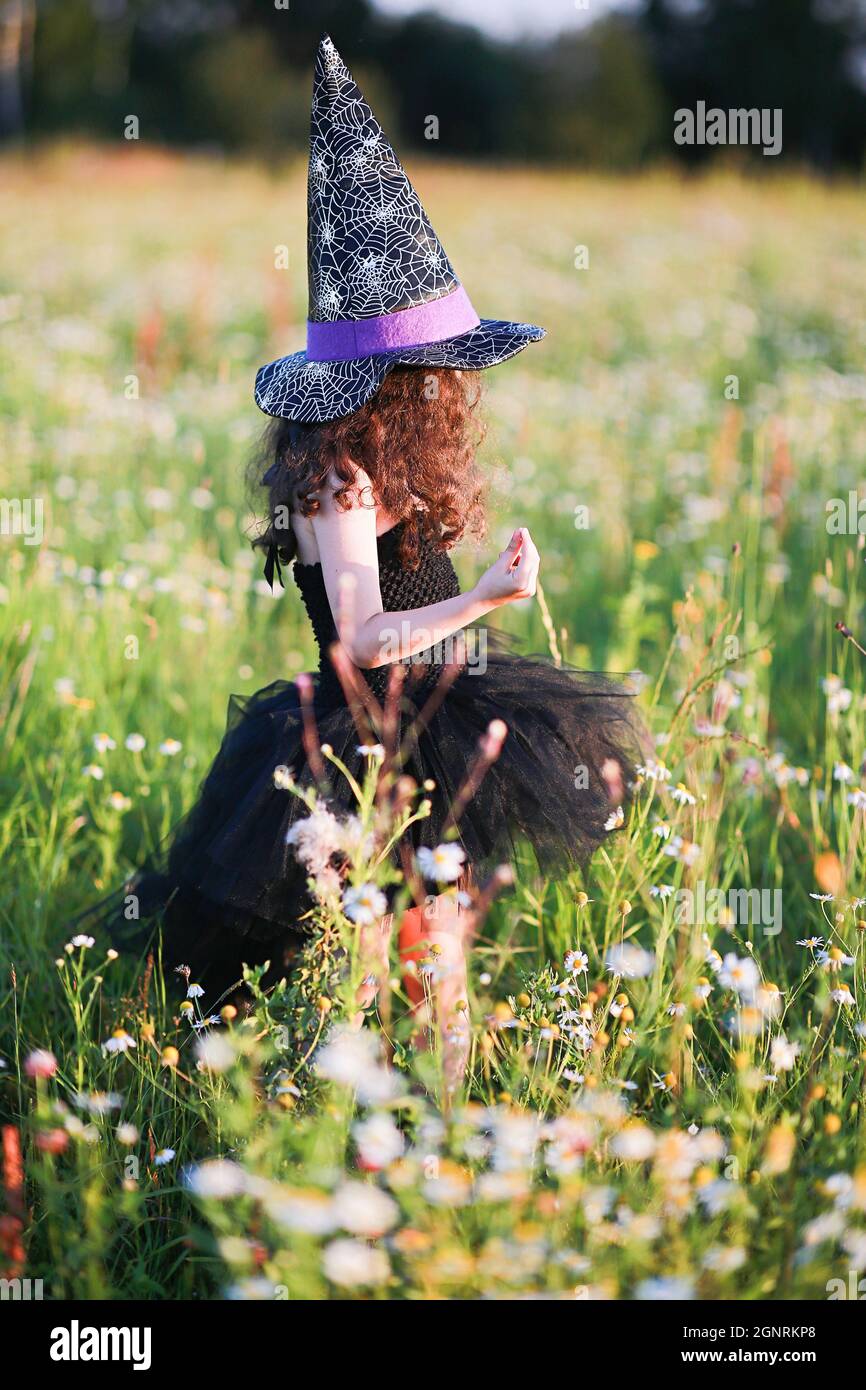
94, 37, 639, 1086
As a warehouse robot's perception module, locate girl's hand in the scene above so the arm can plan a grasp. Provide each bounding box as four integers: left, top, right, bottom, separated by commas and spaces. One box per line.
472, 527, 540, 607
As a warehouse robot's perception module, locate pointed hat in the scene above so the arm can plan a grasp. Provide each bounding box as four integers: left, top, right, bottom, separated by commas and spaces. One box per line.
254, 34, 545, 423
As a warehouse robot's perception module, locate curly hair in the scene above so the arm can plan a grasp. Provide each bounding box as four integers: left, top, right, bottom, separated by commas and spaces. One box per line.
248, 367, 487, 571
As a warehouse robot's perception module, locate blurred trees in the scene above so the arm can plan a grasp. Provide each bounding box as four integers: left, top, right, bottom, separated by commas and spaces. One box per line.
5, 0, 865, 168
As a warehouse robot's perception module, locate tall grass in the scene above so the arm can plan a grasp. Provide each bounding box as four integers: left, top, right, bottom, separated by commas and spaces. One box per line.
1, 146, 865, 1299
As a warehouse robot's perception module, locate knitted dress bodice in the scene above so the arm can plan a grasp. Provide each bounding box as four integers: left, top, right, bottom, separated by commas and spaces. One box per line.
292, 521, 460, 701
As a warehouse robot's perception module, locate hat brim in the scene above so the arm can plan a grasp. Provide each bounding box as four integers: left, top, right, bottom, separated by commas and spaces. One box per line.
253, 319, 545, 423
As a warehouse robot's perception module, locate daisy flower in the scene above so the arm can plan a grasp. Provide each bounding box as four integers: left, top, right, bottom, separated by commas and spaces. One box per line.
796, 936, 824, 949
159, 739, 183, 756
717, 952, 759, 998
187, 982, 205, 999
82, 763, 104, 780
416, 843, 466, 883
831, 985, 855, 1006
604, 805, 624, 831
125, 733, 146, 752
770, 1035, 801, 1072
564, 949, 589, 974
93, 732, 116, 753
833, 762, 854, 783
670, 782, 697, 805
342, 882, 389, 925
68, 934, 94, 949
605, 943, 654, 979
154, 1148, 176, 1166
102, 1029, 136, 1055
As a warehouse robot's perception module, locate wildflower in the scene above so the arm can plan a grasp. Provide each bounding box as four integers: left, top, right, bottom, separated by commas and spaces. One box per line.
159, 739, 183, 756
770, 1035, 801, 1072
670, 782, 697, 805
667, 1002, 687, 1017
107, 791, 132, 812
161, 1046, 180, 1068
796, 936, 824, 949
637, 760, 669, 781
356, 743, 384, 758
82, 764, 104, 780
322, 1238, 390, 1288
817, 947, 854, 972
833, 762, 854, 783
187, 982, 205, 998
416, 843, 466, 883
332, 1181, 399, 1237
185, 1159, 247, 1198
125, 733, 146, 752
823, 675, 852, 714
116, 1123, 139, 1145
605, 943, 654, 979
315, 1027, 400, 1105
809, 892, 834, 902
650, 883, 675, 899
287, 804, 344, 875
102, 1029, 136, 1055
604, 805, 624, 831
611, 1123, 656, 1161
93, 732, 116, 753
652, 819, 672, 840
653, 1073, 676, 1092
717, 952, 759, 998
24, 1049, 57, 1078
831, 985, 855, 1006
195, 1032, 235, 1073
564, 949, 588, 974
692, 977, 712, 1005
273, 765, 294, 790
848, 790, 866, 811
265, 1187, 336, 1235
154, 1148, 175, 1166
353, 1113, 405, 1171
68, 934, 94, 949
663, 834, 700, 866
75, 1090, 122, 1115
191, 1015, 221, 1030
342, 882, 388, 924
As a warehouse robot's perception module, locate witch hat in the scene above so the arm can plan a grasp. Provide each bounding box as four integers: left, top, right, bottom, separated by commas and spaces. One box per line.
254, 34, 544, 424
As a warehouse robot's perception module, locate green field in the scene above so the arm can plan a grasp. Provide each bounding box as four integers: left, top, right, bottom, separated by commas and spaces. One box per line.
2, 145, 866, 1300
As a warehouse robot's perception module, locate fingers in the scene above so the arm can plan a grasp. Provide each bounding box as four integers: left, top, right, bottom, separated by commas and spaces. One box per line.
513, 534, 540, 595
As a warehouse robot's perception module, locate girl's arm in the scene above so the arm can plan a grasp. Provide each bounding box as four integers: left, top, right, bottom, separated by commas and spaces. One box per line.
311, 467, 539, 670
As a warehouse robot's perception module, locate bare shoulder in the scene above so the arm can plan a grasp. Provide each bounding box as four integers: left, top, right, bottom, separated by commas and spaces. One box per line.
317, 461, 375, 515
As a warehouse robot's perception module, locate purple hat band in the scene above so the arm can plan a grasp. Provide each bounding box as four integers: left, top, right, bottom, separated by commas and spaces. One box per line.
306, 284, 480, 362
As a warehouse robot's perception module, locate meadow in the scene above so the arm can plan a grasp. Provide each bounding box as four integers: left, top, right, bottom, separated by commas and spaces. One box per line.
2, 144, 866, 1301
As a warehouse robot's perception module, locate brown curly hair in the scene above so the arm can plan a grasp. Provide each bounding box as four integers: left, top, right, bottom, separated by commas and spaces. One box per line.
249, 367, 487, 571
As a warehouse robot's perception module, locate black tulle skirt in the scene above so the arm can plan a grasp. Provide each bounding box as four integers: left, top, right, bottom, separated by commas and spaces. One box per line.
84, 638, 643, 996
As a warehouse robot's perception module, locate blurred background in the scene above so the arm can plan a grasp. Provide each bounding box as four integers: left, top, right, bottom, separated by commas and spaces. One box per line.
3, 0, 866, 169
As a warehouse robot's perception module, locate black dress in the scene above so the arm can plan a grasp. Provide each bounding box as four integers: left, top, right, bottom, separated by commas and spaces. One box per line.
93, 522, 640, 995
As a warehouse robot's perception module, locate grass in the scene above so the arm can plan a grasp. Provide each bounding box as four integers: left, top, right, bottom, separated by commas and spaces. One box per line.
2, 143, 866, 1300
